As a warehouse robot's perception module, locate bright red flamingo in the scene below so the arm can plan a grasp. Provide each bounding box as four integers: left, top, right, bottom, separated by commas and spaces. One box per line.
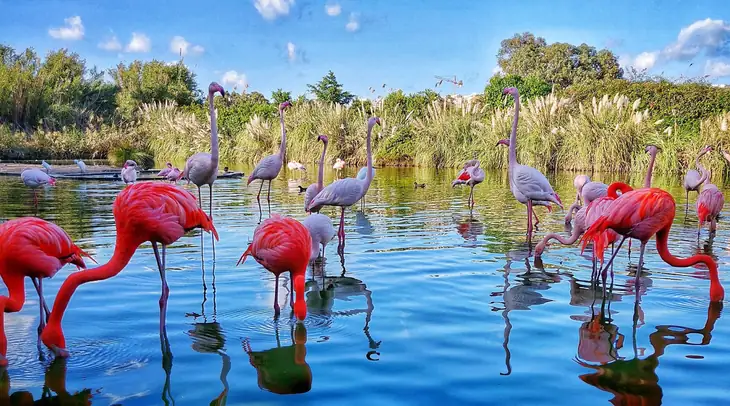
237, 214, 311, 320
40, 182, 218, 357
581, 186, 725, 302
0, 217, 93, 366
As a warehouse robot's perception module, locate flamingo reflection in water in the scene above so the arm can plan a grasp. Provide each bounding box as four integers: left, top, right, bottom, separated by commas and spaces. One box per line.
0, 358, 93, 405
575, 297, 722, 404
306, 252, 381, 360
242, 322, 312, 395
454, 213, 484, 244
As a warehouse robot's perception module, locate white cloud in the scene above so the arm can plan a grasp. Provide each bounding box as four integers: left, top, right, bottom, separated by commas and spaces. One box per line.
169, 36, 204, 56
346, 13, 360, 32
222, 70, 248, 90
126, 32, 151, 53
633, 51, 659, 71
48, 16, 84, 40
98, 35, 122, 51
254, 0, 294, 20
705, 60, 730, 77
287, 42, 297, 61
325, 3, 341, 16
663, 18, 730, 61
492, 65, 503, 75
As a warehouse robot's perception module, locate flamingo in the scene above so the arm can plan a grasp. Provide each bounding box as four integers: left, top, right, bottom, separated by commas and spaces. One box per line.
696, 149, 724, 237
121, 160, 138, 184
565, 176, 608, 224
157, 162, 173, 178
20, 168, 56, 205
304, 135, 328, 213
573, 175, 590, 204
498, 86, 564, 245
333, 158, 345, 178
307, 117, 381, 250
451, 159, 485, 210
356, 166, 375, 209
248, 101, 292, 203
683, 145, 712, 213
302, 213, 336, 261
183, 82, 226, 219
40, 182, 219, 357
288, 161, 307, 172
0, 217, 93, 366
41, 160, 52, 174
535, 206, 587, 257
236, 214, 310, 319
166, 168, 183, 184
497, 140, 554, 229
73, 159, 86, 173
581, 185, 724, 303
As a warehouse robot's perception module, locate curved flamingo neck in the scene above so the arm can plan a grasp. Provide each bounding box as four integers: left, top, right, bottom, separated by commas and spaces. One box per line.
0, 272, 25, 313
317, 140, 327, 189
362, 122, 375, 194
644, 151, 658, 188
208, 90, 219, 167
656, 228, 724, 302
508, 93, 520, 169
696, 149, 710, 186
278, 107, 287, 161
607, 182, 633, 198
45, 238, 140, 329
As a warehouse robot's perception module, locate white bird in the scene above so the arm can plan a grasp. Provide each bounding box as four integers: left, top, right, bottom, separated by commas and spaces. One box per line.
183, 82, 226, 218
287, 161, 306, 171
41, 160, 52, 174
304, 135, 329, 213
333, 158, 345, 178
121, 160, 138, 184
302, 213, 337, 261
502, 87, 563, 245
356, 166, 376, 209
247, 101, 292, 202
307, 117, 381, 250
21, 168, 56, 205
157, 162, 173, 178
74, 159, 87, 173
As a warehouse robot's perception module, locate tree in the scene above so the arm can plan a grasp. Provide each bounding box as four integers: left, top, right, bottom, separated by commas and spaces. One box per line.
483, 74, 552, 109
497, 32, 623, 88
271, 88, 292, 105
306, 71, 354, 104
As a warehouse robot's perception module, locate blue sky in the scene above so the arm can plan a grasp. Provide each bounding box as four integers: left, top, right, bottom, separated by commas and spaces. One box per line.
1, 0, 729, 99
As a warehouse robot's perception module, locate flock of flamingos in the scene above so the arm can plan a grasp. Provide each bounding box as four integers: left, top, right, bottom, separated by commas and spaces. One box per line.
0, 84, 726, 371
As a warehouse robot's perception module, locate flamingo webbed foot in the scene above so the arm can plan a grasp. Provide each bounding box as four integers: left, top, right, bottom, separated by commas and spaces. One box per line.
49, 345, 69, 358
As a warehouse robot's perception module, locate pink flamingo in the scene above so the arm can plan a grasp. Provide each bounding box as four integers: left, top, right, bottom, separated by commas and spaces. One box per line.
502, 87, 563, 245
157, 162, 173, 178
166, 167, 183, 184
565, 176, 608, 224
40, 182, 218, 357
496, 139, 554, 229
0, 217, 93, 366
307, 117, 381, 250
683, 145, 712, 213
535, 206, 587, 257
451, 159, 485, 209
236, 214, 311, 319
304, 135, 328, 213
21, 168, 56, 205
183, 82, 225, 218
248, 101, 292, 203
696, 150, 724, 237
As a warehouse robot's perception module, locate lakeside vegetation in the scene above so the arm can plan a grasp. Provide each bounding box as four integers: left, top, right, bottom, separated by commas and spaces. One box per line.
1, 33, 730, 176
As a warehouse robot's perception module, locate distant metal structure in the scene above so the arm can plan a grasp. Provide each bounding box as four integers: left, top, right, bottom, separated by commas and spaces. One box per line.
435, 75, 463, 89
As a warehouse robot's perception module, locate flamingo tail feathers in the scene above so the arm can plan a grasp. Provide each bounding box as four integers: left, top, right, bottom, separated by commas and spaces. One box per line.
580, 215, 610, 264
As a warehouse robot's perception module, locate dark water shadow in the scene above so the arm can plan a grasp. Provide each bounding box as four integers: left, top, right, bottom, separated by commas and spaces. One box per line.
1, 358, 95, 405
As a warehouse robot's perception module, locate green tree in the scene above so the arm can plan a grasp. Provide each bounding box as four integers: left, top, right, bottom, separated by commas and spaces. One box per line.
271, 88, 292, 105
483, 74, 552, 109
306, 71, 354, 104
497, 32, 623, 88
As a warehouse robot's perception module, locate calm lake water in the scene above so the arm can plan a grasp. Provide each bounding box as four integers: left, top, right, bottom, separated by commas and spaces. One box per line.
1, 166, 729, 405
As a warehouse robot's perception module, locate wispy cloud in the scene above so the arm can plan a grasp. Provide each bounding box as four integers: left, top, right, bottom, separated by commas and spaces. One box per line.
126, 32, 151, 53
48, 16, 84, 40
287, 42, 297, 61
98, 35, 122, 51
254, 0, 294, 20
325, 3, 341, 16
170, 36, 205, 56
222, 70, 248, 90
705, 60, 730, 77
346, 12, 360, 32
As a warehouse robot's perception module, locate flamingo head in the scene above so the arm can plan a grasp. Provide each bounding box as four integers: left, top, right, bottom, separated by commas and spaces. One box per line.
368, 116, 381, 127
279, 101, 292, 110
503, 87, 519, 96
166, 162, 172, 168
495, 139, 509, 147
318, 134, 329, 144
209, 82, 225, 96
123, 160, 137, 169
574, 174, 590, 190
644, 145, 660, 156
701, 144, 714, 154
48, 177, 56, 186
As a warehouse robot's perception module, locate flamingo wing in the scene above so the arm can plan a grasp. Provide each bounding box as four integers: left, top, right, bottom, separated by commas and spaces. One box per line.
582, 182, 608, 204
238, 214, 311, 272
308, 178, 364, 210
513, 164, 559, 203
697, 186, 724, 223
21, 169, 51, 187
304, 183, 322, 212
157, 167, 172, 177
248, 154, 283, 184
684, 169, 702, 190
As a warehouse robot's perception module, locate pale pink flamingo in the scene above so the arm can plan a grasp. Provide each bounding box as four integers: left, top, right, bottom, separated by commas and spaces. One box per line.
183, 82, 226, 218
696, 150, 724, 237
497, 139, 554, 229
307, 117, 381, 251
166, 167, 183, 183
302, 213, 336, 261
333, 158, 345, 179
157, 162, 173, 178
573, 175, 590, 204
121, 160, 138, 184
535, 206, 587, 257
502, 87, 563, 245
683, 145, 712, 213
21, 168, 56, 205
304, 135, 328, 213
451, 159, 485, 210
565, 176, 608, 224
248, 101, 292, 204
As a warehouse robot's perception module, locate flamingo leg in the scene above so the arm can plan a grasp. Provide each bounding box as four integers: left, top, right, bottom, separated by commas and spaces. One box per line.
290, 274, 294, 308
532, 209, 540, 231
152, 242, 169, 339
469, 185, 475, 210
338, 207, 346, 253
526, 200, 534, 245
197, 187, 202, 209
267, 180, 272, 203
635, 241, 647, 290
256, 180, 264, 201
273, 274, 281, 316
31, 277, 50, 320
685, 191, 689, 216
209, 185, 215, 261
598, 237, 626, 281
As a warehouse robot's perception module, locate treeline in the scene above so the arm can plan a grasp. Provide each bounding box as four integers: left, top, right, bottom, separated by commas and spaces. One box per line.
1, 33, 730, 177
